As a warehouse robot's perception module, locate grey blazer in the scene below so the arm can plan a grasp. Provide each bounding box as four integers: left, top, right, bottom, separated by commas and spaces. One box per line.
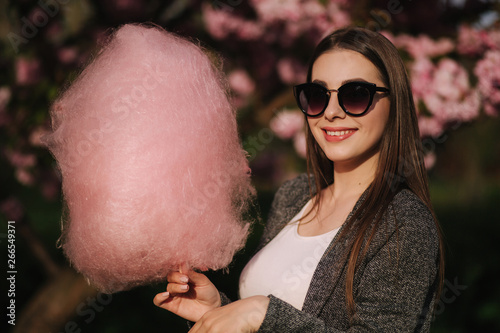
221, 173, 440, 332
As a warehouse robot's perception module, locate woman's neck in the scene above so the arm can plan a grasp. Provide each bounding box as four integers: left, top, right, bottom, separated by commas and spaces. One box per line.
329, 152, 379, 200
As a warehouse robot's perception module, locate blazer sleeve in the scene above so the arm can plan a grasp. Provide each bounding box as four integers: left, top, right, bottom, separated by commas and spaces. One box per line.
257, 192, 440, 332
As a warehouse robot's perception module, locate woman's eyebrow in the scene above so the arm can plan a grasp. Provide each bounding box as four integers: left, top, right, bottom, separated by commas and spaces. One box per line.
312, 79, 328, 87
341, 78, 369, 85
312, 77, 370, 88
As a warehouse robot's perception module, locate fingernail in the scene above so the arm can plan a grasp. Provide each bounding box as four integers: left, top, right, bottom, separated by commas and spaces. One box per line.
180, 284, 188, 291
161, 292, 170, 298
180, 276, 189, 283
180, 263, 189, 274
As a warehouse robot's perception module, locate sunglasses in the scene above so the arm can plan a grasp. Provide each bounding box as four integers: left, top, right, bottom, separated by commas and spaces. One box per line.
293, 81, 390, 117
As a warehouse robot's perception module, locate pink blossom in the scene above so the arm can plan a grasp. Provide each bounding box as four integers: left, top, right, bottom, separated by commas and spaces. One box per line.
484, 29, 500, 50
250, 0, 309, 43
247, 0, 350, 45
202, 5, 238, 40
410, 57, 434, 100
0, 197, 24, 221
16, 169, 35, 186
474, 50, 500, 116
394, 34, 454, 58
417, 58, 479, 123
418, 116, 444, 138
422, 93, 443, 116
325, 2, 350, 27
4, 150, 36, 168
424, 152, 436, 170
484, 102, 499, 117
314, 3, 351, 41
270, 109, 305, 140
433, 59, 469, 101
202, 5, 263, 40
457, 25, 488, 56
392, 34, 412, 49
16, 58, 42, 85
277, 57, 307, 85
448, 89, 480, 122
304, 0, 327, 18
424, 89, 480, 123
251, 0, 303, 23
238, 21, 265, 40
229, 69, 255, 96
58, 47, 79, 64
433, 38, 455, 56
305, 1, 350, 42
293, 130, 307, 158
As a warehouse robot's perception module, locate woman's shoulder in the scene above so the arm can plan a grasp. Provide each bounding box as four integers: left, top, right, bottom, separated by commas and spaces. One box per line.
387, 188, 439, 245
259, 174, 311, 248
273, 173, 311, 203
390, 189, 434, 223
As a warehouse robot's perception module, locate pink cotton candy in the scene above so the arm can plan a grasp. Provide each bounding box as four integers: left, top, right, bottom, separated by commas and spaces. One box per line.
43, 24, 255, 293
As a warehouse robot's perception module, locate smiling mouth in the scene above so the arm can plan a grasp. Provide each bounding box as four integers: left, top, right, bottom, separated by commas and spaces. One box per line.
325, 129, 356, 136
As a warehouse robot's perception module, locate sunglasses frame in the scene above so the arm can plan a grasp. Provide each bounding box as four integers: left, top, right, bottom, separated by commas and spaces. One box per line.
293, 81, 390, 117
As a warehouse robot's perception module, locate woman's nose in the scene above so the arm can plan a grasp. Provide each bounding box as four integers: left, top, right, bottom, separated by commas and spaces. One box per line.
323, 95, 345, 121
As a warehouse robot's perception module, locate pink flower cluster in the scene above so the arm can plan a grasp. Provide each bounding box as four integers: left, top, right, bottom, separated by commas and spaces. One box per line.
411, 58, 480, 137
270, 109, 305, 140
228, 69, 256, 96
457, 25, 500, 56
203, 4, 264, 41
269, 109, 306, 158
4, 149, 36, 186
474, 50, 500, 116
203, 0, 350, 48
201, 1, 500, 169
392, 33, 454, 59
228, 69, 256, 108
277, 57, 307, 84
16, 58, 42, 85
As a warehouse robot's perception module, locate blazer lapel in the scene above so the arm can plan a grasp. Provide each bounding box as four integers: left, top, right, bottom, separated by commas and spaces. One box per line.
301, 224, 350, 315
302, 190, 368, 316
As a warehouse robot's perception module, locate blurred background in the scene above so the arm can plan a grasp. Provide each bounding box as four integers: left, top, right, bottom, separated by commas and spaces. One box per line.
1, 0, 499, 332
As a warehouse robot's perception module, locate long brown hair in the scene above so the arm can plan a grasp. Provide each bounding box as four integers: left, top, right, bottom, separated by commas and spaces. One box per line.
303, 27, 444, 319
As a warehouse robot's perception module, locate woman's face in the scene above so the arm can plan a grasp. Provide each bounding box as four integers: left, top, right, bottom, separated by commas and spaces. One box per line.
308, 49, 390, 169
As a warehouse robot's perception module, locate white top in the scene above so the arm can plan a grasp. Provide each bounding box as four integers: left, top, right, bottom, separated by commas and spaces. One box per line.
239, 200, 339, 310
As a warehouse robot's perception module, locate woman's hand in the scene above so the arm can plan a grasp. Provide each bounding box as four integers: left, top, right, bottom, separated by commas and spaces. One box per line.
153, 266, 221, 322
189, 295, 270, 333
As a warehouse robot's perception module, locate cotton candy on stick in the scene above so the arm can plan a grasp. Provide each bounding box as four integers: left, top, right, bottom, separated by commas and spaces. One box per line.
43, 24, 254, 293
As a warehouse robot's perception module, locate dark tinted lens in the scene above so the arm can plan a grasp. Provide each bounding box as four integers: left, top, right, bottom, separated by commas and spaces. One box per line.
340, 83, 371, 114
298, 85, 327, 116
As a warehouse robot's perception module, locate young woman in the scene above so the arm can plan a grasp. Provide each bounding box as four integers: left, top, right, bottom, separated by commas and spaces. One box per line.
154, 26, 444, 332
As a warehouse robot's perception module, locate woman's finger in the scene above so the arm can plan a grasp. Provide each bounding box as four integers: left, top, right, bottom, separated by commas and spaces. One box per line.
153, 291, 170, 307
186, 269, 211, 285
167, 271, 190, 284
166, 282, 190, 294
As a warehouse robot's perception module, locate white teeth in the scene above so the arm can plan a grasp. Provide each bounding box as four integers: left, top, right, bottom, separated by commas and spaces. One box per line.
325, 130, 353, 136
